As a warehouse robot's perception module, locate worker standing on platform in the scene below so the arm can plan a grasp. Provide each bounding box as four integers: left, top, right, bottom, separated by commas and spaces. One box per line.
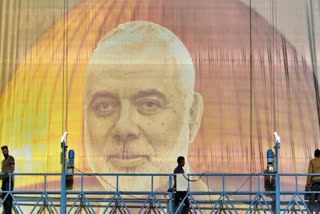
173, 156, 189, 214
307, 149, 320, 213
1, 146, 15, 214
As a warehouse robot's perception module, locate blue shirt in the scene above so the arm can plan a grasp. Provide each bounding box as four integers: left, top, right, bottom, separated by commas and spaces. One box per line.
174, 165, 184, 174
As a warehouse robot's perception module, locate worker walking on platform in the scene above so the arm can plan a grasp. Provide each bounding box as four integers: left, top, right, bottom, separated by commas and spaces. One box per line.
307, 149, 320, 213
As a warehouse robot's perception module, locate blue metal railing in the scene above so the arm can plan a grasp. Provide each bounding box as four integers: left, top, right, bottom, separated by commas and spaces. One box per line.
0, 172, 319, 213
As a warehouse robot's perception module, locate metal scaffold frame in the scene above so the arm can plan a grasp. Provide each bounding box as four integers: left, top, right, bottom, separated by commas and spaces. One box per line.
0, 172, 318, 214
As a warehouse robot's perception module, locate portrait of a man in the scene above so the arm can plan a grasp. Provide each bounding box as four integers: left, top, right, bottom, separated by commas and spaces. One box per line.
84, 21, 203, 191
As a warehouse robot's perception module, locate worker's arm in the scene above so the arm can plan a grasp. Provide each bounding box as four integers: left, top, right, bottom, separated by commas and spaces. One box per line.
9, 163, 14, 173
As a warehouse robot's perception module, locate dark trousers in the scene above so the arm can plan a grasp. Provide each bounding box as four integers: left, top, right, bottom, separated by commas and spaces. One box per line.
174, 191, 189, 214
310, 180, 320, 213
2, 176, 13, 214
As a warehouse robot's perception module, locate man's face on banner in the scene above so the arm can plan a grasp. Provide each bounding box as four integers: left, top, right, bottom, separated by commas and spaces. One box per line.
84, 21, 203, 190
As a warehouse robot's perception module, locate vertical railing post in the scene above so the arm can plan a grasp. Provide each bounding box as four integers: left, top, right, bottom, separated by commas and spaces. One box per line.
9, 173, 11, 192
151, 175, 154, 193
81, 175, 84, 193
61, 132, 68, 214
222, 175, 225, 194
8, 173, 13, 211
257, 175, 260, 193
61, 140, 66, 214
168, 175, 172, 214
295, 175, 298, 195
116, 175, 119, 192
44, 175, 47, 206
81, 175, 84, 205
44, 175, 47, 192
274, 139, 280, 214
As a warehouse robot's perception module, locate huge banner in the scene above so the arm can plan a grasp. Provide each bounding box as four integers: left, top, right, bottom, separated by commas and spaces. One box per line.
0, 0, 319, 193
